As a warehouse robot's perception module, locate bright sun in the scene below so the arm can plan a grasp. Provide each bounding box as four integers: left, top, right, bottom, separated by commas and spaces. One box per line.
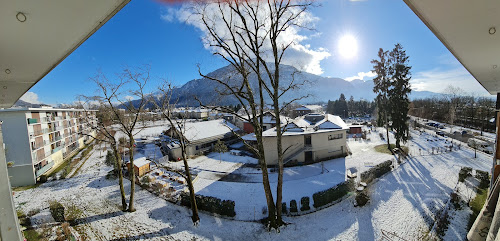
338, 35, 358, 59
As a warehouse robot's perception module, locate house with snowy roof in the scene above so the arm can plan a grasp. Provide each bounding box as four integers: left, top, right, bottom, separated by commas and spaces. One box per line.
235, 111, 291, 134
292, 105, 323, 118
252, 113, 348, 165
163, 119, 239, 160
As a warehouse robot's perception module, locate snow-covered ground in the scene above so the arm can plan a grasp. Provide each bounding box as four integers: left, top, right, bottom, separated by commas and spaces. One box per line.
14, 126, 492, 240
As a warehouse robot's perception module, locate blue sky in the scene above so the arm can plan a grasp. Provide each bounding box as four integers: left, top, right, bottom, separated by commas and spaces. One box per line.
21, 0, 489, 105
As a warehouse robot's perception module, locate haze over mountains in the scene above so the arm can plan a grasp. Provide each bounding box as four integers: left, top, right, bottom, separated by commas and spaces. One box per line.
160, 63, 437, 107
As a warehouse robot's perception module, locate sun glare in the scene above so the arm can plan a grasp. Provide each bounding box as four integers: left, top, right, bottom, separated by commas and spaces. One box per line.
338, 35, 358, 59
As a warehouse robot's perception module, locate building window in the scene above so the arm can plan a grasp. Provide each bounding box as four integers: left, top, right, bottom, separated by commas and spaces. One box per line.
328, 133, 343, 140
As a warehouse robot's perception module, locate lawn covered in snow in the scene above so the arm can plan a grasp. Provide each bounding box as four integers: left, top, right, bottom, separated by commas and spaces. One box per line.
13, 126, 492, 240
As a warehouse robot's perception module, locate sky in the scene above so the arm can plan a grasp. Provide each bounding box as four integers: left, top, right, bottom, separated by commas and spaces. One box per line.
20, 0, 490, 105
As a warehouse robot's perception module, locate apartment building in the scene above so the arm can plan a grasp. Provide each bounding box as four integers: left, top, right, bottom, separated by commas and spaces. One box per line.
0, 107, 97, 186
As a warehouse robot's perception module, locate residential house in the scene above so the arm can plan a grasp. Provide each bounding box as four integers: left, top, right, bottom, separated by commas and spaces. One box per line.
235, 111, 291, 134
292, 105, 323, 118
163, 119, 239, 160
0, 107, 97, 186
245, 113, 348, 165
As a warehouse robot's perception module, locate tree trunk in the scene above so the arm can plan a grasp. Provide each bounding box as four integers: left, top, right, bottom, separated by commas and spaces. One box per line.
255, 131, 277, 228
181, 143, 200, 223
128, 136, 136, 212
385, 109, 390, 149
274, 98, 284, 226
113, 146, 127, 211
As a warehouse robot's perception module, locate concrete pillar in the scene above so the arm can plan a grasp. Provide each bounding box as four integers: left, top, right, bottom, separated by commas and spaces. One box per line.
0, 122, 23, 241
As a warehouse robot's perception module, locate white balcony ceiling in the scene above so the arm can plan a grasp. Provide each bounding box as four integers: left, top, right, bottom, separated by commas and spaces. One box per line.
404, 0, 500, 95
0, 0, 130, 108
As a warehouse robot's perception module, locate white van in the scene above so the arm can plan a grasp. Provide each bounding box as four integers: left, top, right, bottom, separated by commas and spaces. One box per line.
468, 138, 493, 154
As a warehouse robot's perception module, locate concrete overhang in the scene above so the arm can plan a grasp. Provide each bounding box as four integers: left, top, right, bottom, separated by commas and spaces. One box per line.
0, 0, 131, 108
404, 0, 500, 95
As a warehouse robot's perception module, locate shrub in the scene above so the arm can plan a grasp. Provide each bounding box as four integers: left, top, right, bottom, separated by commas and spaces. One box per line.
105, 150, 116, 167
459, 167, 472, 182
105, 170, 118, 180
476, 170, 490, 189
39, 175, 48, 183
289, 200, 298, 213
180, 193, 236, 217
49, 200, 65, 222
281, 202, 287, 215
312, 180, 355, 208
355, 192, 369, 207
300, 197, 310, 211
360, 160, 392, 184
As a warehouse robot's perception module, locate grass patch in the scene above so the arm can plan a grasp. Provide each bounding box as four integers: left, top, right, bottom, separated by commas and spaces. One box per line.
468, 187, 489, 229
47, 143, 93, 179
12, 183, 41, 192
374, 144, 408, 154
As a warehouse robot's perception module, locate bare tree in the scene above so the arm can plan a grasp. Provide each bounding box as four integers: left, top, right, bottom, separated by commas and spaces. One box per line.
189, 0, 314, 229
443, 85, 464, 135
77, 98, 128, 211
151, 83, 200, 224
90, 66, 150, 212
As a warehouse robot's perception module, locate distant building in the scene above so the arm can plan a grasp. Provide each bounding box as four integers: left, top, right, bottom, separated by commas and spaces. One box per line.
171, 107, 212, 120
349, 125, 363, 134
292, 105, 323, 118
244, 113, 348, 165
163, 119, 239, 160
0, 107, 97, 186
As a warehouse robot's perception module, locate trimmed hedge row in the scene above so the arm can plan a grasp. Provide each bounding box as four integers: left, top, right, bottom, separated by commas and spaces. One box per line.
360, 160, 393, 184
300, 197, 310, 211
180, 192, 236, 217
312, 180, 354, 208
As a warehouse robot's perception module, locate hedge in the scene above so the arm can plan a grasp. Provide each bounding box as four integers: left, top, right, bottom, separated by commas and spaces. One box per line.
49, 200, 65, 222
312, 180, 354, 209
281, 202, 287, 215
180, 192, 236, 217
360, 160, 393, 184
289, 200, 298, 213
459, 167, 472, 183
476, 170, 490, 189
300, 197, 310, 211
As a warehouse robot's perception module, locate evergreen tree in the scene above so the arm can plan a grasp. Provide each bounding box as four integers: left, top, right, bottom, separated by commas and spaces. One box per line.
372, 48, 392, 148
388, 43, 412, 148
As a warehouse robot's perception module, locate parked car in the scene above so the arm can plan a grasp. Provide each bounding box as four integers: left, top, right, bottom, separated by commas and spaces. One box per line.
468, 138, 493, 154
461, 130, 468, 135
436, 131, 445, 136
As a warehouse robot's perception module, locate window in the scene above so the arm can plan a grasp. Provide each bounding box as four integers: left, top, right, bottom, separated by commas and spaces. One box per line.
328, 133, 343, 140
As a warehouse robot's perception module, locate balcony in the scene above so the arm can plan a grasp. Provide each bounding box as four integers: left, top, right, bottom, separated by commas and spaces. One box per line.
35, 161, 54, 177
51, 146, 62, 154
27, 118, 38, 124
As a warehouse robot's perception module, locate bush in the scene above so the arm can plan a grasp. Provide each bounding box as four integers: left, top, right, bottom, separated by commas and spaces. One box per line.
39, 175, 48, 183
281, 202, 287, 215
105, 150, 117, 167
355, 192, 369, 207
312, 180, 355, 209
49, 200, 65, 222
360, 160, 392, 184
105, 170, 118, 180
476, 170, 490, 189
180, 192, 236, 217
459, 167, 472, 182
289, 200, 298, 213
300, 197, 310, 211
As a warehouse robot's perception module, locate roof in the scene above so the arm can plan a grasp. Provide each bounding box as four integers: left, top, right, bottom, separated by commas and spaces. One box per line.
404, 0, 499, 94
0, 0, 131, 108
132, 157, 150, 168
263, 114, 348, 137
174, 119, 239, 142
294, 105, 323, 111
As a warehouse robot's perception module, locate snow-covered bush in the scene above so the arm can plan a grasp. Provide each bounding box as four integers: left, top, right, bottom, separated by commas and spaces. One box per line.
300, 197, 310, 211
458, 167, 472, 183
312, 180, 355, 209
355, 192, 369, 207
180, 193, 236, 217
49, 200, 65, 223
475, 170, 489, 188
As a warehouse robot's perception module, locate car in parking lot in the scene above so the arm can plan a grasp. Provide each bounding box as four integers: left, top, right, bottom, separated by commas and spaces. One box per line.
436, 131, 445, 136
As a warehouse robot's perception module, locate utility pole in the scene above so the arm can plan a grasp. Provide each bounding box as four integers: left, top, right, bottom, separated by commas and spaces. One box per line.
0, 122, 23, 241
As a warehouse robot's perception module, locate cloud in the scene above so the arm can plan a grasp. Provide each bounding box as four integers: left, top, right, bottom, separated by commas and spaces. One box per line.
124, 95, 135, 101
411, 67, 489, 95
345, 71, 376, 81
19, 92, 41, 104
164, 2, 330, 75
160, 7, 178, 22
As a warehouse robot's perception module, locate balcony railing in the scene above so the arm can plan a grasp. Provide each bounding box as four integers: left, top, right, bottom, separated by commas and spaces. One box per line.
35, 161, 54, 177
51, 146, 62, 154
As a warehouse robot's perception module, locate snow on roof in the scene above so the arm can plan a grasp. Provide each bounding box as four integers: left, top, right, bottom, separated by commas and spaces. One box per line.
241, 133, 257, 141
177, 119, 239, 142
132, 157, 150, 168
294, 105, 322, 111
263, 114, 347, 136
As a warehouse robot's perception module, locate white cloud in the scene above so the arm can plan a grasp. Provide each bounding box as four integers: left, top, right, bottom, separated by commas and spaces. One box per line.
19, 92, 40, 104
160, 7, 178, 22
411, 67, 489, 95
124, 95, 134, 101
345, 71, 376, 81
164, 2, 330, 75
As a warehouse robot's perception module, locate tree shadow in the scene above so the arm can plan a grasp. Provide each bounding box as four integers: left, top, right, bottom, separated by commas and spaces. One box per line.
73, 211, 124, 225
